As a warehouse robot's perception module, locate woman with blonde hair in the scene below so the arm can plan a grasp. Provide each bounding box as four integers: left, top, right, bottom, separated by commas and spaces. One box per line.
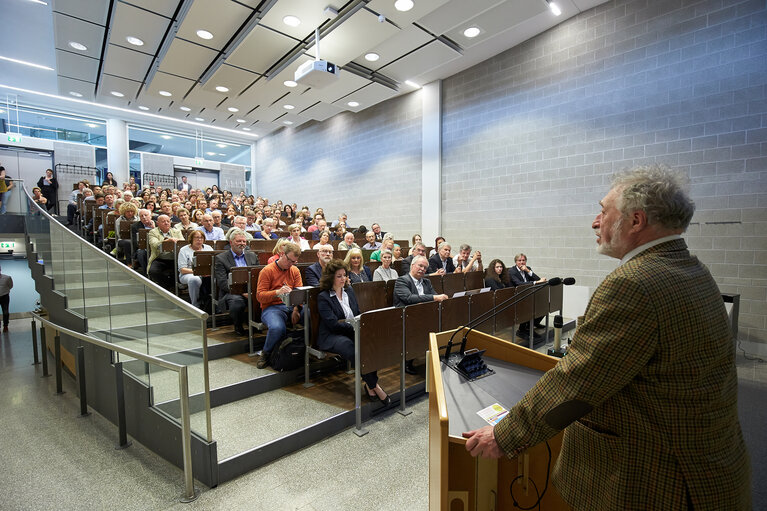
285, 223, 310, 250
344, 248, 372, 283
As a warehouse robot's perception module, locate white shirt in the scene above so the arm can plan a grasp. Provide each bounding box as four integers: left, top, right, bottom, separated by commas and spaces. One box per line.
332, 289, 355, 320
620, 234, 683, 266
453, 255, 479, 271
177, 243, 213, 275
409, 274, 424, 295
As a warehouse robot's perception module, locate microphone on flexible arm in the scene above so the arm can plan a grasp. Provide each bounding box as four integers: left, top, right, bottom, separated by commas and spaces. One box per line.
442, 277, 575, 381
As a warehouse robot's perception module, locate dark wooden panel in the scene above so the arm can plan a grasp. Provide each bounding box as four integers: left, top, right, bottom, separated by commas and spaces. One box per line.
392, 259, 403, 276
465, 270, 483, 291
534, 283, 549, 318
352, 280, 387, 313
430, 275, 444, 295
494, 287, 517, 340
515, 283, 536, 325
307, 287, 321, 348
384, 279, 395, 308
360, 307, 403, 373
442, 272, 464, 297
469, 291, 495, 335
405, 300, 440, 358
440, 295, 469, 332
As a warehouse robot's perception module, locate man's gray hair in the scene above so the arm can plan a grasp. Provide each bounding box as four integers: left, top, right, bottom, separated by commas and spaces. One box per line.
412, 255, 428, 267
382, 232, 394, 241
438, 241, 451, 251
263, 218, 275, 227
413, 241, 426, 251
611, 164, 695, 230
459, 243, 471, 252
228, 228, 249, 240
381, 249, 393, 257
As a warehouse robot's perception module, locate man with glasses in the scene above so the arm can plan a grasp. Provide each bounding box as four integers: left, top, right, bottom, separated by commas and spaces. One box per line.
214, 230, 258, 336
305, 245, 333, 286
255, 242, 303, 369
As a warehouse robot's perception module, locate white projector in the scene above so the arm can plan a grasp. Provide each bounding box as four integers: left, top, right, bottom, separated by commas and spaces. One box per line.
294, 60, 340, 89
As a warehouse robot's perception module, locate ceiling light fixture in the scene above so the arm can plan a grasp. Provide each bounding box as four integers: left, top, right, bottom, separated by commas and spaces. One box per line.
68, 41, 87, 51
283, 120, 293, 125
216, 143, 227, 148
207, 152, 216, 156
236, 119, 246, 123
283, 80, 297, 88
347, 101, 359, 107
28, 0, 48, 5
158, 90, 172, 96
364, 52, 380, 62
394, 0, 414, 12
161, 135, 172, 140
404, 80, 420, 88
283, 104, 294, 110
548, 1, 562, 15
69, 91, 83, 97
243, 127, 251, 131
110, 91, 124, 97
218, 153, 226, 156
463, 26, 480, 38
180, 106, 191, 111
85, 123, 98, 128
138, 106, 150, 111
125, 36, 144, 46
215, 85, 229, 92
0, 55, 54, 70
195, 117, 204, 122
283, 15, 301, 27
196, 29, 214, 40
227, 107, 239, 112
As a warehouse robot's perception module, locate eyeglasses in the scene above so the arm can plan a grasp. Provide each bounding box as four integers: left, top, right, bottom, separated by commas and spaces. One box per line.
286, 255, 299, 264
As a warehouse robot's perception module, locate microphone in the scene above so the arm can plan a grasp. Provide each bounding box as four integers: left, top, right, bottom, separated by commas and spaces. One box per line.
547, 315, 567, 358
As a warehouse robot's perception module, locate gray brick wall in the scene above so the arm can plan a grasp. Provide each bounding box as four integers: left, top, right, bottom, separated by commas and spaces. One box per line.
441, 0, 767, 344
253, 92, 423, 238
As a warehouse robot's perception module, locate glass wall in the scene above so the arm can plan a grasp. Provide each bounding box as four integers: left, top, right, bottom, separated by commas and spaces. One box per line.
128, 126, 250, 166
0, 103, 106, 147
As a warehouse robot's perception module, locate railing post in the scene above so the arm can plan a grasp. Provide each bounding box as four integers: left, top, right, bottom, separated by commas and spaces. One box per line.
398, 312, 411, 417
31, 319, 40, 365
40, 326, 50, 377
114, 362, 132, 449
54, 333, 64, 395
178, 366, 199, 502
76, 346, 90, 417
303, 298, 313, 388
352, 316, 368, 437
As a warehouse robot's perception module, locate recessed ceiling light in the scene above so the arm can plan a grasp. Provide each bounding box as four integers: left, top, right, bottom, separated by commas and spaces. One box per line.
405, 80, 420, 88
161, 135, 172, 140
347, 101, 359, 107
548, 1, 562, 16
138, 106, 150, 111
236, 119, 246, 123
68, 41, 87, 51
206, 152, 216, 156
463, 26, 481, 38
69, 91, 83, 97
110, 91, 125, 97
85, 123, 97, 128
158, 90, 172, 97
125, 36, 144, 46
215, 85, 229, 92
394, 0, 414, 12
218, 153, 226, 156
283, 120, 293, 125
216, 143, 227, 148
196, 29, 214, 40
180, 106, 191, 111
227, 107, 239, 112
283, 104, 295, 110
283, 80, 297, 88
243, 128, 251, 131
283, 15, 301, 27
364, 52, 380, 62
195, 117, 204, 122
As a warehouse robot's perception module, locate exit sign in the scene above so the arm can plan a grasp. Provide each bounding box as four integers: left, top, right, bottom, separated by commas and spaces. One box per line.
0, 241, 15, 250
7, 134, 22, 143
195, 158, 204, 165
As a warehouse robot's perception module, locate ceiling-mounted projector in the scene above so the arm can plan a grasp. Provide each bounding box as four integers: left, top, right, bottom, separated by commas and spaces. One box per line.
294, 59, 340, 88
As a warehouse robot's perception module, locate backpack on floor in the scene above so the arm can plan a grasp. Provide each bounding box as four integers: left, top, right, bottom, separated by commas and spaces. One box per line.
270, 334, 305, 372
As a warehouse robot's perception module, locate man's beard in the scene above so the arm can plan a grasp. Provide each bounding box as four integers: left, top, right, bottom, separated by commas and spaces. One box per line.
596, 215, 625, 258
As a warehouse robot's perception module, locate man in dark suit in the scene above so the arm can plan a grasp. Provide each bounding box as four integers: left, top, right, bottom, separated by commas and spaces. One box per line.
427, 241, 455, 275
400, 242, 426, 276
130, 208, 155, 276
214, 230, 258, 336
508, 253, 547, 286
463, 165, 751, 511
371, 223, 386, 242
394, 254, 448, 374
305, 244, 333, 286
311, 218, 328, 240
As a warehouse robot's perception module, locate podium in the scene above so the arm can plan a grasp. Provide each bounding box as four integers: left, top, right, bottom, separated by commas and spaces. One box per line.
427, 329, 572, 511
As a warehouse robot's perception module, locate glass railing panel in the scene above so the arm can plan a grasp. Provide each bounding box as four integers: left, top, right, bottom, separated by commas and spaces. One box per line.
80, 248, 112, 336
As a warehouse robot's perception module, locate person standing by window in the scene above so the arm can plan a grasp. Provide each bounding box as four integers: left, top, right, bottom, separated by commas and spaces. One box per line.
0, 264, 13, 332
36, 169, 58, 212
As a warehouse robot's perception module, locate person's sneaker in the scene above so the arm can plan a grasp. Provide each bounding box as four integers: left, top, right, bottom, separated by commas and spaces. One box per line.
2, 325, 8, 332
256, 352, 270, 369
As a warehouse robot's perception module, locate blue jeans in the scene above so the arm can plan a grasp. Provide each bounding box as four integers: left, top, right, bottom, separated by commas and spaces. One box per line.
0, 191, 10, 214
261, 303, 290, 354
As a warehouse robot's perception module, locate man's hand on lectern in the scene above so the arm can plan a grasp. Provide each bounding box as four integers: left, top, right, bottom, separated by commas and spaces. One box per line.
462, 426, 504, 459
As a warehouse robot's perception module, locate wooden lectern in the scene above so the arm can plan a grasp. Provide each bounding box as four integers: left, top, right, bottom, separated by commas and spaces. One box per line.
428, 329, 572, 511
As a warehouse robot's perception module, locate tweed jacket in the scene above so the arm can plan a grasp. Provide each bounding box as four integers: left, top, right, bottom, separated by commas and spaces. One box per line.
494, 239, 750, 510
214, 250, 259, 297
147, 226, 183, 267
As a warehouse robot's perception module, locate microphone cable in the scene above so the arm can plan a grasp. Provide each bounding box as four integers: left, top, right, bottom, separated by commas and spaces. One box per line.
509, 440, 552, 511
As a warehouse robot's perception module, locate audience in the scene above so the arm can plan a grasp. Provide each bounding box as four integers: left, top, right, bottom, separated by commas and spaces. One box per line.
484, 259, 511, 290
428, 241, 455, 275
453, 244, 483, 273
372, 249, 397, 282
345, 248, 372, 283
361, 231, 381, 250
198, 214, 226, 241
215, 231, 259, 336
286, 223, 310, 250
338, 231, 359, 250
147, 215, 184, 291
178, 230, 212, 308
305, 244, 334, 287
254, 218, 279, 240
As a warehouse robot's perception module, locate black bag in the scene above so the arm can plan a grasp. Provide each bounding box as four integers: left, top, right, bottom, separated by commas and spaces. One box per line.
270, 334, 305, 371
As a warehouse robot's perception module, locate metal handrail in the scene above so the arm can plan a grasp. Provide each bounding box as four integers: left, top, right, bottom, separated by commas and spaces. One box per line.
30, 312, 198, 502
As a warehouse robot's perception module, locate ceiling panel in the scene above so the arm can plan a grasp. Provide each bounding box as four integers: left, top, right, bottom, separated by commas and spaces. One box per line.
444, 0, 547, 48
273, 112, 312, 128
176, 0, 254, 51
351, 23, 432, 71
133, 92, 174, 113
225, 25, 299, 75
102, 44, 154, 82
157, 38, 219, 80
299, 70, 371, 104
417, 0, 504, 36
146, 71, 196, 99
378, 40, 461, 83
258, 0, 331, 41
122, 0, 180, 18
98, 74, 142, 101
184, 84, 230, 107
202, 63, 260, 97
300, 101, 344, 122
53, 12, 105, 60
57, 76, 95, 100
109, 2, 173, 56
366, 0, 451, 28
305, 9, 399, 67
52, 0, 109, 26
55, 49, 100, 83
333, 82, 398, 112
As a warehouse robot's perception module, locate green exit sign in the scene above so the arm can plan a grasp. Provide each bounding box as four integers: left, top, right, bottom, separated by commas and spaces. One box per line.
0, 241, 15, 250
195, 158, 204, 165
7, 134, 22, 143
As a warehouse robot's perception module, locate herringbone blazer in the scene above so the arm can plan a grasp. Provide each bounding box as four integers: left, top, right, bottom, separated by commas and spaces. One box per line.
494, 239, 751, 510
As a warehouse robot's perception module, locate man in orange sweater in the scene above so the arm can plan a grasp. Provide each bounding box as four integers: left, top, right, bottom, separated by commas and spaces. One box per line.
256, 241, 303, 369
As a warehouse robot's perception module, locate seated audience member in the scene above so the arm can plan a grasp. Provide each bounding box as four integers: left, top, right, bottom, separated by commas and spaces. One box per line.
198, 213, 225, 241
272, 211, 286, 228
244, 210, 261, 232
361, 231, 381, 250
484, 259, 511, 290
331, 213, 348, 228
509, 253, 547, 338
453, 244, 483, 273
178, 230, 213, 307
131, 208, 155, 275
393, 254, 449, 374
311, 218, 328, 239
392, 244, 402, 261
345, 248, 372, 283
305, 244, 334, 286
211, 210, 226, 230
67, 180, 87, 225
332, 224, 346, 241
370, 235, 394, 261
307, 214, 323, 233
371, 223, 386, 242
401, 242, 427, 275
268, 240, 288, 264
282, 204, 296, 221
37, 169, 57, 211
285, 223, 310, 250
147, 215, 184, 291
338, 231, 359, 250
174, 207, 197, 231
223, 205, 237, 228
408, 234, 422, 255
114, 202, 138, 265
372, 249, 398, 281
316, 229, 331, 246
226, 216, 254, 241
84, 193, 106, 234
428, 241, 456, 275
160, 201, 180, 223
318, 259, 389, 405
32, 187, 48, 207
255, 242, 303, 369
215, 230, 259, 336
191, 209, 205, 226
254, 218, 279, 240
429, 236, 445, 258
